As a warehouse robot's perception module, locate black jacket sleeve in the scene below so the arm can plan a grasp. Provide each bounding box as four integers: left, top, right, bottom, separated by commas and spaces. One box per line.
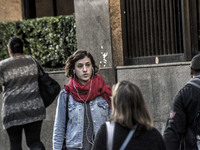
163, 90, 187, 150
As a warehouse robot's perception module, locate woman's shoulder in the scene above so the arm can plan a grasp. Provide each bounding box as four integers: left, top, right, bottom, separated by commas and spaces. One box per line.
145, 127, 166, 149
0, 55, 27, 69
57, 89, 71, 104
59, 89, 68, 96
142, 127, 164, 140
93, 96, 110, 108
150, 127, 162, 135
94, 95, 106, 101
0, 57, 13, 66
59, 89, 74, 100
97, 122, 107, 135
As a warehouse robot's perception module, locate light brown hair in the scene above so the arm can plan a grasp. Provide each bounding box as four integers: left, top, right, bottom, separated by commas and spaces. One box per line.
110, 81, 153, 130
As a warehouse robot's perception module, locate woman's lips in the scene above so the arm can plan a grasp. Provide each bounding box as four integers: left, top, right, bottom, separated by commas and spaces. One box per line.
83, 74, 88, 77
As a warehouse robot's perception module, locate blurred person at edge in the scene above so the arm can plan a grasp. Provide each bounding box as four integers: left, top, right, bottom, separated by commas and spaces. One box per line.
164, 54, 200, 150
92, 81, 166, 150
0, 37, 46, 150
53, 50, 112, 150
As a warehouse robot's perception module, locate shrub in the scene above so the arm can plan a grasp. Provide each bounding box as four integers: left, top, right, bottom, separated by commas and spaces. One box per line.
0, 15, 77, 68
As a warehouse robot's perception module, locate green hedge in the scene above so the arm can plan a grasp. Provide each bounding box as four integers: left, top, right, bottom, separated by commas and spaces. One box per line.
0, 15, 77, 68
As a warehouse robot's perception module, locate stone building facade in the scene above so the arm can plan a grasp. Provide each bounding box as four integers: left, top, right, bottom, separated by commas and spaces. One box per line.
0, 0, 74, 22
0, 0, 22, 22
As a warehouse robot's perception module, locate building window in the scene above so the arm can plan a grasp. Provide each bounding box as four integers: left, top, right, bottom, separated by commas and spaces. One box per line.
22, 0, 74, 19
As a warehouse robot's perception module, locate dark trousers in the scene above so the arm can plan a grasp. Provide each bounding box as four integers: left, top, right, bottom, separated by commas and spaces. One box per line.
6, 120, 45, 150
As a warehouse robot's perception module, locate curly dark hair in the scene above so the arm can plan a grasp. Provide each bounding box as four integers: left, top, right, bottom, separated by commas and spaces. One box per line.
65, 50, 99, 77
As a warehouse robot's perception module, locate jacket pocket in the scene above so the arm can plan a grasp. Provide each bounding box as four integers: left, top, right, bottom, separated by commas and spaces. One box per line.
97, 101, 109, 120
97, 101, 109, 110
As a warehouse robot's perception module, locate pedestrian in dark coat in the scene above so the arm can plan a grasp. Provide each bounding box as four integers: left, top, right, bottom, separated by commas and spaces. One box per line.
164, 54, 200, 150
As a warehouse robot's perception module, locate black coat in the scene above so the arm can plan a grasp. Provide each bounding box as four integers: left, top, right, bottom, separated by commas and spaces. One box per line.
163, 75, 200, 150
92, 123, 166, 150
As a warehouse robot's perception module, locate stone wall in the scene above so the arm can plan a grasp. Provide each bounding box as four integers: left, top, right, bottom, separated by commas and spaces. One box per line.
0, 0, 22, 22
117, 62, 191, 134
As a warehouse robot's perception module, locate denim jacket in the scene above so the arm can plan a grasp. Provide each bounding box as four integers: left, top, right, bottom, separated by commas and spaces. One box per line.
53, 89, 110, 150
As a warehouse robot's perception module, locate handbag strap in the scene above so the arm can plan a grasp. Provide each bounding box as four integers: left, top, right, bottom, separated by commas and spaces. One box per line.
106, 121, 115, 150
119, 125, 137, 150
30, 56, 45, 75
64, 92, 69, 137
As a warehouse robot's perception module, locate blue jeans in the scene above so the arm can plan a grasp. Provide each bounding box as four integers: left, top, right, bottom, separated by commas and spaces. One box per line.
6, 120, 45, 150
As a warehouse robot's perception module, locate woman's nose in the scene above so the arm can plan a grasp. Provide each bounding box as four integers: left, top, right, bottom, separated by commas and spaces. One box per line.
83, 65, 87, 71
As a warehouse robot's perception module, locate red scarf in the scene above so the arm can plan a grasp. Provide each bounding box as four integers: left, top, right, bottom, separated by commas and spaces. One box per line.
64, 74, 111, 106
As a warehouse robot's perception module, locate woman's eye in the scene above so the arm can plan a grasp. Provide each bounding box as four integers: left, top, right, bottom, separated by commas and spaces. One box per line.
77, 65, 83, 68
86, 63, 91, 67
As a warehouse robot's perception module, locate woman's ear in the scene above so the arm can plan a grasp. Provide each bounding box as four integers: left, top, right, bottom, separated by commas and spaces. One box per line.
8, 48, 12, 56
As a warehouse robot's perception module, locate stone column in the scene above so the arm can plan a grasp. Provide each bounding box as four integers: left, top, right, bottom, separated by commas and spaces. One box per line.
74, 0, 113, 68
74, 0, 116, 86
109, 0, 124, 66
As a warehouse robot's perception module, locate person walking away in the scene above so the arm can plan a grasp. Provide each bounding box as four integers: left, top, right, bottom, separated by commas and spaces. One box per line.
92, 80, 166, 150
53, 50, 111, 150
0, 36, 46, 150
163, 53, 200, 150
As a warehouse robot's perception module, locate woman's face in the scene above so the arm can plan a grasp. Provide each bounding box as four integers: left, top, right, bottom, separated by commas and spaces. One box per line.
74, 56, 93, 85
